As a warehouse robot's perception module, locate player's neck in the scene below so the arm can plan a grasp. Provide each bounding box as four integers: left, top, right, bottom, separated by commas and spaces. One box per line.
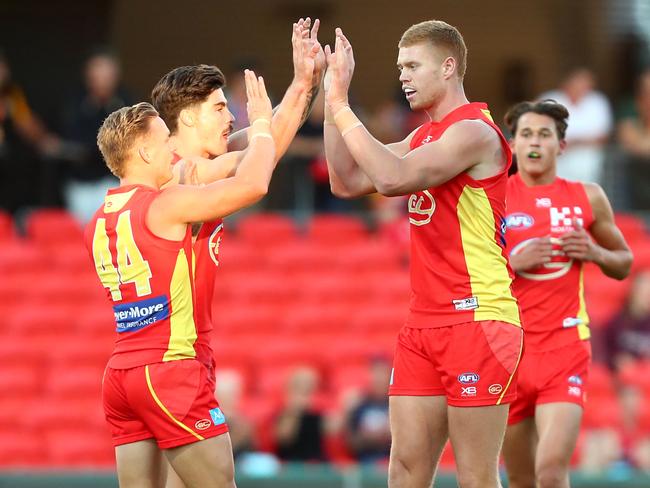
172, 134, 209, 159
120, 164, 161, 189
424, 85, 469, 122
519, 170, 556, 187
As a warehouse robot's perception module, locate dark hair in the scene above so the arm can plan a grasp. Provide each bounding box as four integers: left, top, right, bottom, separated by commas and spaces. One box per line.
151, 64, 226, 134
504, 99, 569, 140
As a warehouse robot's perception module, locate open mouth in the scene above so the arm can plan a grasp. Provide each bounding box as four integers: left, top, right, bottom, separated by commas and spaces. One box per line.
403, 87, 416, 100
527, 151, 541, 159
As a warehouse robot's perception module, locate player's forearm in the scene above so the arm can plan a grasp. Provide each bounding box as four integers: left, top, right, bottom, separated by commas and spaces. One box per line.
324, 123, 375, 198
592, 246, 633, 280
332, 105, 403, 196
270, 80, 310, 159
232, 136, 277, 196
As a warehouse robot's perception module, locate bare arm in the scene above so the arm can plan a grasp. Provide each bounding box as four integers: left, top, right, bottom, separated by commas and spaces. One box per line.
227, 18, 322, 161
558, 183, 633, 280
148, 71, 276, 239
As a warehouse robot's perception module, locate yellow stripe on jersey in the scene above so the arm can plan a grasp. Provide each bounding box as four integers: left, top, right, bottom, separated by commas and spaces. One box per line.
577, 266, 591, 340
103, 188, 138, 213
480, 109, 494, 122
457, 186, 520, 326
163, 249, 198, 362
145, 365, 204, 441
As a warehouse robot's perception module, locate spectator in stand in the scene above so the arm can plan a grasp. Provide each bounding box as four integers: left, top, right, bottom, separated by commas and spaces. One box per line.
0, 50, 62, 212
274, 366, 325, 461
617, 69, 650, 210
600, 269, 650, 372
61, 48, 134, 222
540, 68, 612, 185
344, 356, 391, 464
214, 369, 255, 459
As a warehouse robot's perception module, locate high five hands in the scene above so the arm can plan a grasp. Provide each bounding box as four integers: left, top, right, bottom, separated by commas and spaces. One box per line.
324, 27, 355, 113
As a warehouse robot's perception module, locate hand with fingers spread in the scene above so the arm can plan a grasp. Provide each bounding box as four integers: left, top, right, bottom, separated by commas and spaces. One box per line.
244, 69, 273, 126
324, 27, 355, 113
292, 18, 322, 89
510, 236, 554, 272
559, 217, 599, 262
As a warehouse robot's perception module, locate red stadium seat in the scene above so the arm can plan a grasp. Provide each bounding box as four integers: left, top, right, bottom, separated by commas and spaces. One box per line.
307, 214, 369, 245
613, 213, 647, 244
0, 366, 41, 396
0, 240, 46, 274
44, 427, 114, 467
45, 365, 103, 400
235, 213, 299, 245
24, 208, 84, 245
618, 360, 650, 394
0, 429, 47, 467
0, 210, 17, 241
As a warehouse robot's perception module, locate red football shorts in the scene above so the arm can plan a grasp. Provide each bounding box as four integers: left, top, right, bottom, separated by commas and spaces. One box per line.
508, 340, 591, 425
389, 320, 523, 407
102, 359, 229, 449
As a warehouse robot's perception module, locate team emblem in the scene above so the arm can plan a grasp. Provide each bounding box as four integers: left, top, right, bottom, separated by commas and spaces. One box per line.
208, 223, 224, 266
408, 190, 436, 226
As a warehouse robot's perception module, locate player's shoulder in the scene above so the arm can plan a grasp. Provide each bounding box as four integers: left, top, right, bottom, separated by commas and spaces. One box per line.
580, 181, 607, 203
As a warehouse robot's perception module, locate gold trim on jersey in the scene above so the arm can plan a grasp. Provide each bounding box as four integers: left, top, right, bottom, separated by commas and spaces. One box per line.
163, 249, 198, 361
103, 189, 138, 213
457, 185, 520, 326
577, 266, 591, 340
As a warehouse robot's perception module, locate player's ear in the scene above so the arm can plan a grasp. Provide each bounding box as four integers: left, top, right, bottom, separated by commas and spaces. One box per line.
442, 56, 455, 80
558, 138, 567, 154
138, 146, 152, 164
179, 108, 195, 128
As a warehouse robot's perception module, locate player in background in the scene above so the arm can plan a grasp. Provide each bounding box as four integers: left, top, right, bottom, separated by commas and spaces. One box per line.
323, 20, 522, 488
84, 70, 275, 488
502, 99, 633, 488
150, 18, 323, 488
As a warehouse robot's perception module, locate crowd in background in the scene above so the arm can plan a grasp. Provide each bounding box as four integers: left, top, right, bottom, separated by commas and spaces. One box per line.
1, 47, 649, 474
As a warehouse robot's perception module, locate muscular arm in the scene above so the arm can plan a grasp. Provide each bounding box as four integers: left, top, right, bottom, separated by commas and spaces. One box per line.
331, 112, 499, 196
559, 183, 633, 280
324, 104, 416, 198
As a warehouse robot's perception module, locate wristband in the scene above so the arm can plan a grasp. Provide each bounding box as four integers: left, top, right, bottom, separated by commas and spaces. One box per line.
252, 118, 271, 126
333, 106, 362, 136
250, 133, 273, 141
341, 122, 363, 137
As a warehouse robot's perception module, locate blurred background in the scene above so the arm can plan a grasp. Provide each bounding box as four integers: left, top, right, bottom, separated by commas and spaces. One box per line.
1, 0, 650, 486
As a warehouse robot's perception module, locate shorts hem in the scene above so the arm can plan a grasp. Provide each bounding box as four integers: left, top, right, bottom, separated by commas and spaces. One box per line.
158, 424, 229, 449
536, 397, 584, 408
448, 395, 516, 407
388, 388, 445, 396
112, 432, 154, 447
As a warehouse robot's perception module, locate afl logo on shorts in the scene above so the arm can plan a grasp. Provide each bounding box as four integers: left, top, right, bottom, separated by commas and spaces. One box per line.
458, 372, 479, 384
208, 223, 224, 266
505, 213, 534, 230
195, 419, 212, 430
510, 237, 573, 281
408, 190, 435, 226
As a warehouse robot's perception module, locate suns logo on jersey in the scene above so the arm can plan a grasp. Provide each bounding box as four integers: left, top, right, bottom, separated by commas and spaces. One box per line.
408, 190, 436, 226
510, 237, 573, 280
208, 223, 224, 266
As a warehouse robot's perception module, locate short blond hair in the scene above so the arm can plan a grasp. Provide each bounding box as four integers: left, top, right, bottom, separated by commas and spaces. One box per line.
399, 20, 467, 79
97, 102, 159, 178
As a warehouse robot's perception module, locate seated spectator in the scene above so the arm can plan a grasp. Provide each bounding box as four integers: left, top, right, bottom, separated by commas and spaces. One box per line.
274, 366, 325, 461
0, 50, 62, 211
343, 356, 391, 464
600, 269, 650, 372
61, 47, 133, 222
540, 68, 612, 185
617, 69, 650, 209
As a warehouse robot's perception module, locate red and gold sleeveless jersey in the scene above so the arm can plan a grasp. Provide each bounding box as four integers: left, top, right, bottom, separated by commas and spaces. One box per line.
406, 102, 520, 328
170, 153, 224, 368
505, 173, 594, 351
84, 185, 199, 369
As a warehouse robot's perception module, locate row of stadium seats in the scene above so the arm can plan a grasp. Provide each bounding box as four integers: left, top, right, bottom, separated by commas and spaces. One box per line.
2, 208, 650, 467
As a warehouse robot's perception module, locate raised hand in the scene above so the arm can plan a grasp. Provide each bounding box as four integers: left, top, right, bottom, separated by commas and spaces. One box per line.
244, 69, 273, 125
559, 217, 599, 262
292, 18, 321, 89
324, 28, 355, 113
309, 18, 326, 86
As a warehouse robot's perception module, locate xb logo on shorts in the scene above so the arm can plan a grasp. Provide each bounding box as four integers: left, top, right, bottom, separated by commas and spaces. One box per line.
458, 372, 480, 384
408, 190, 436, 226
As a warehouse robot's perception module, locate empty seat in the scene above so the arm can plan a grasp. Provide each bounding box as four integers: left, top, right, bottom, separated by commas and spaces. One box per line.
25, 208, 83, 245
